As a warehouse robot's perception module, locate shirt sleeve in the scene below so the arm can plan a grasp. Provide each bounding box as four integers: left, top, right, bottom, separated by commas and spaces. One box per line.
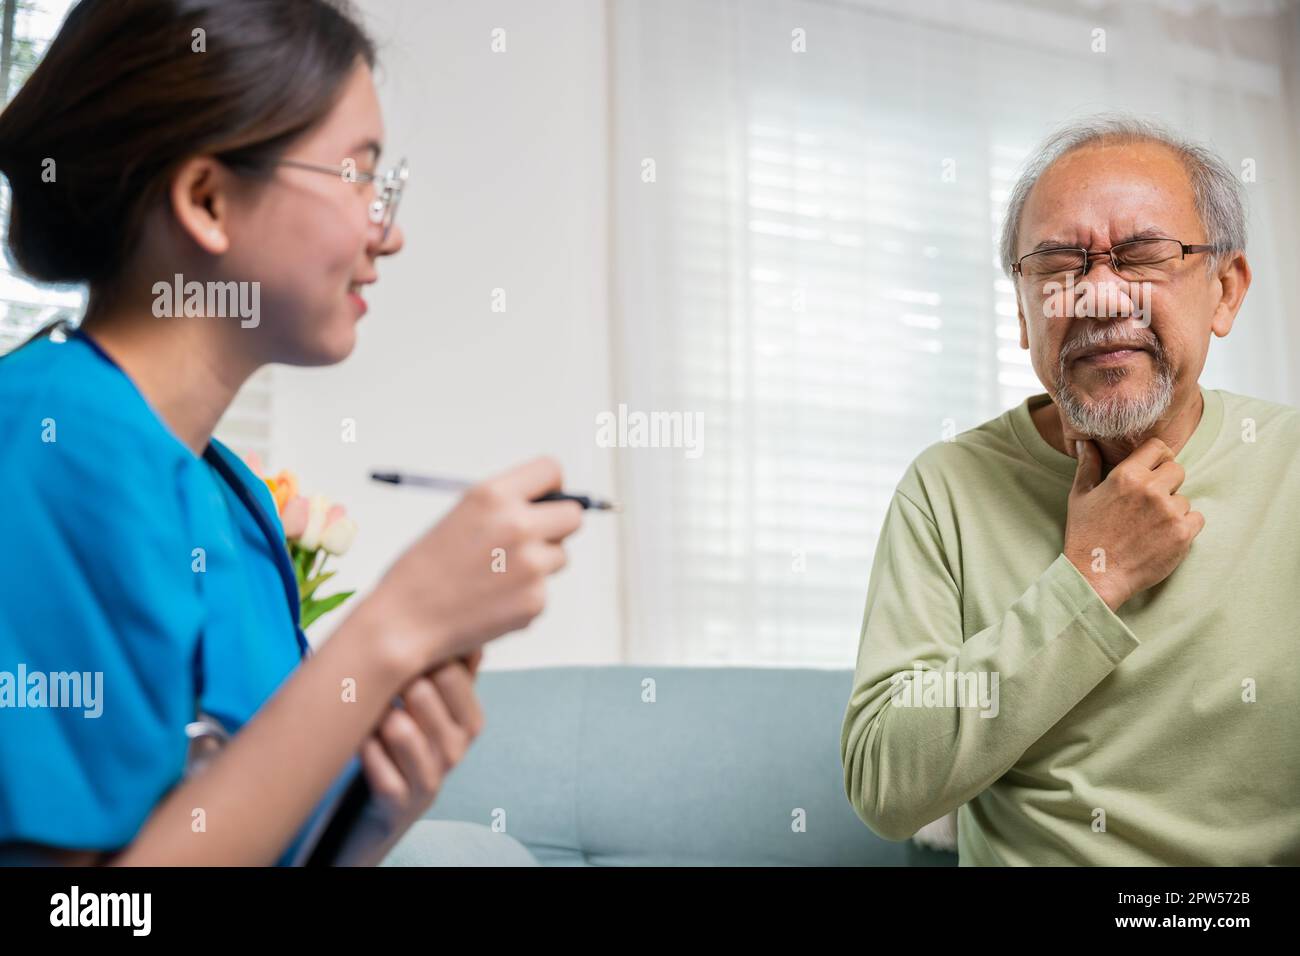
0, 406, 205, 853
839, 487, 1140, 841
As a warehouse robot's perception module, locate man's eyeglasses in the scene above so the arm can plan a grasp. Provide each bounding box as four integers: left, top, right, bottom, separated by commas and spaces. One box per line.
275, 157, 409, 241
1012, 237, 1216, 281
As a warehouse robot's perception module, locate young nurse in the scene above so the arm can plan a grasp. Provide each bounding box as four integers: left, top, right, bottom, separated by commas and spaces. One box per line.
0, 0, 583, 864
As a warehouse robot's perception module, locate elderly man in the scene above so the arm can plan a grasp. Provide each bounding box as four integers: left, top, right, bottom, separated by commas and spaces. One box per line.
840, 114, 1299, 865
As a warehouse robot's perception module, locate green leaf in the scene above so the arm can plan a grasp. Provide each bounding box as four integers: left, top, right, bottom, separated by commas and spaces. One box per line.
291, 545, 318, 582
299, 570, 336, 601
300, 590, 355, 631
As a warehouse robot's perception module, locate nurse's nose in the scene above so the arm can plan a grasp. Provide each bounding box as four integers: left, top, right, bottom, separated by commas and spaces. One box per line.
371, 222, 405, 258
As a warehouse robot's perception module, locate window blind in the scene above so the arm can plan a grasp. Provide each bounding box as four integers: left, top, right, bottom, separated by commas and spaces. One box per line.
611, 0, 1295, 666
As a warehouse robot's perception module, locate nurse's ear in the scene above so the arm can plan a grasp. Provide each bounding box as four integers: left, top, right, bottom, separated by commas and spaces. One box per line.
168, 157, 233, 257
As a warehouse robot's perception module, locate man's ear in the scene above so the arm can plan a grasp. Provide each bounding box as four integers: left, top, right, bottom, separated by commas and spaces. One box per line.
1016, 291, 1029, 349
169, 157, 232, 256
1210, 252, 1251, 338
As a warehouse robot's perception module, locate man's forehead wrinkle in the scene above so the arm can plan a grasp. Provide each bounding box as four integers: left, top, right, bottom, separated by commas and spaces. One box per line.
1034, 153, 1196, 224
1022, 175, 1195, 254
1013, 140, 1206, 263
1028, 221, 1170, 253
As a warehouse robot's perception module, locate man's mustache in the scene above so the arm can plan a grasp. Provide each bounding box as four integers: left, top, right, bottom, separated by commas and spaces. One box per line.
1058, 325, 1162, 365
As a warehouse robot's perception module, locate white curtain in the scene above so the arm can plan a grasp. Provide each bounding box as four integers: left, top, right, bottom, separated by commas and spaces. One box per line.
610, 0, 1300, 665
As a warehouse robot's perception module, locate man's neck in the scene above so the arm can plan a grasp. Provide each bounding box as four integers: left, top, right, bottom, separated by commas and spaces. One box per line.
1031, 386, 1205, 473
80, 307, 262, 458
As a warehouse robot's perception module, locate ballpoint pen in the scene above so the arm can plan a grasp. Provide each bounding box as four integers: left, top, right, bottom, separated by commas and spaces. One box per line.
369, 471, 621, 511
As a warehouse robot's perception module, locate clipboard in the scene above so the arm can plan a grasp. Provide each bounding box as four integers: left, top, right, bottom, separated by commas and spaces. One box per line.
291, 760, 373, 866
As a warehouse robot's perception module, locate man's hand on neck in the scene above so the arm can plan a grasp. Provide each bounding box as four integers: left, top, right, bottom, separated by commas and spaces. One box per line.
1032, 388, 1205, 476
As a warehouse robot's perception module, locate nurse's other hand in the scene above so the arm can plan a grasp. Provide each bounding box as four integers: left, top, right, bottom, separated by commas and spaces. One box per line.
360, 651, 484, 839
372, 456, 584, 672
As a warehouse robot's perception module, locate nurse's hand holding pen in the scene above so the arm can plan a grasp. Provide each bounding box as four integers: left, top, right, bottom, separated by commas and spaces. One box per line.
367, 455, 585, 671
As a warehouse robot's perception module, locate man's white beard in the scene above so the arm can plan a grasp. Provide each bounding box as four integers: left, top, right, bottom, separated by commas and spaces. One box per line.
1053, 328, 1176, 442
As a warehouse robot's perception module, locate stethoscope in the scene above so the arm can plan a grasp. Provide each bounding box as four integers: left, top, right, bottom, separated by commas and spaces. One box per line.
184, 440, 313, 770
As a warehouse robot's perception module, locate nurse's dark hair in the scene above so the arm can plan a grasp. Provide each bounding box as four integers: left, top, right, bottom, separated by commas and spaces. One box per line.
0, 0, 376, 288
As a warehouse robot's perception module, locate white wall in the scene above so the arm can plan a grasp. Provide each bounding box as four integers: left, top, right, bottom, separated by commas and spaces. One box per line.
270, 0, 621, 668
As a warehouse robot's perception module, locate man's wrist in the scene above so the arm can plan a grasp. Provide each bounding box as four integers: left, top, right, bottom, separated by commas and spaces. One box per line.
1085, 573, 1126, 614
1065, 553, 1127, 613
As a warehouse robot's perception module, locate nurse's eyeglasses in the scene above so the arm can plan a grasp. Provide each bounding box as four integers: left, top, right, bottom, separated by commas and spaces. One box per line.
275, 157, 409, 242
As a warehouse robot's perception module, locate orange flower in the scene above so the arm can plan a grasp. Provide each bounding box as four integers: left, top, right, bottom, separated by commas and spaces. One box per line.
269, 470, 299, 515
240, 452, 285, 509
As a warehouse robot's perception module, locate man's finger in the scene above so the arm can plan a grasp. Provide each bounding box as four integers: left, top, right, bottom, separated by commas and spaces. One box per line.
1072, 439, 1102, 495
1060, 419, 1089, 459
1122, 437, 1175, 472
1151, 460, 1187, 495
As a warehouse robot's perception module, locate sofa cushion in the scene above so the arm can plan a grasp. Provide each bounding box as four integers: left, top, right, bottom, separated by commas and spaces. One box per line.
425, 667, 929, 866
381, 819, 539, 867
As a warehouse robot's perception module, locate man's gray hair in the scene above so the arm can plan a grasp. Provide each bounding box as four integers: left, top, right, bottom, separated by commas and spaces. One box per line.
999, 113, 1247, 276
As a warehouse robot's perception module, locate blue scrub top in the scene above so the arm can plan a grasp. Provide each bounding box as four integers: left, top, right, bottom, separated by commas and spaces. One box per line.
0, 327, 356, 864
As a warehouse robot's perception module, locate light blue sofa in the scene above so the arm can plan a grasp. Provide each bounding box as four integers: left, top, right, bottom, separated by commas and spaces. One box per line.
382, 666, 957, 867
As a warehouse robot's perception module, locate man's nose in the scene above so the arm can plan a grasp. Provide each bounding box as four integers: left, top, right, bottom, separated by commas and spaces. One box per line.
1080, 250, 1122, 279
1075, 256, 1137, 318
